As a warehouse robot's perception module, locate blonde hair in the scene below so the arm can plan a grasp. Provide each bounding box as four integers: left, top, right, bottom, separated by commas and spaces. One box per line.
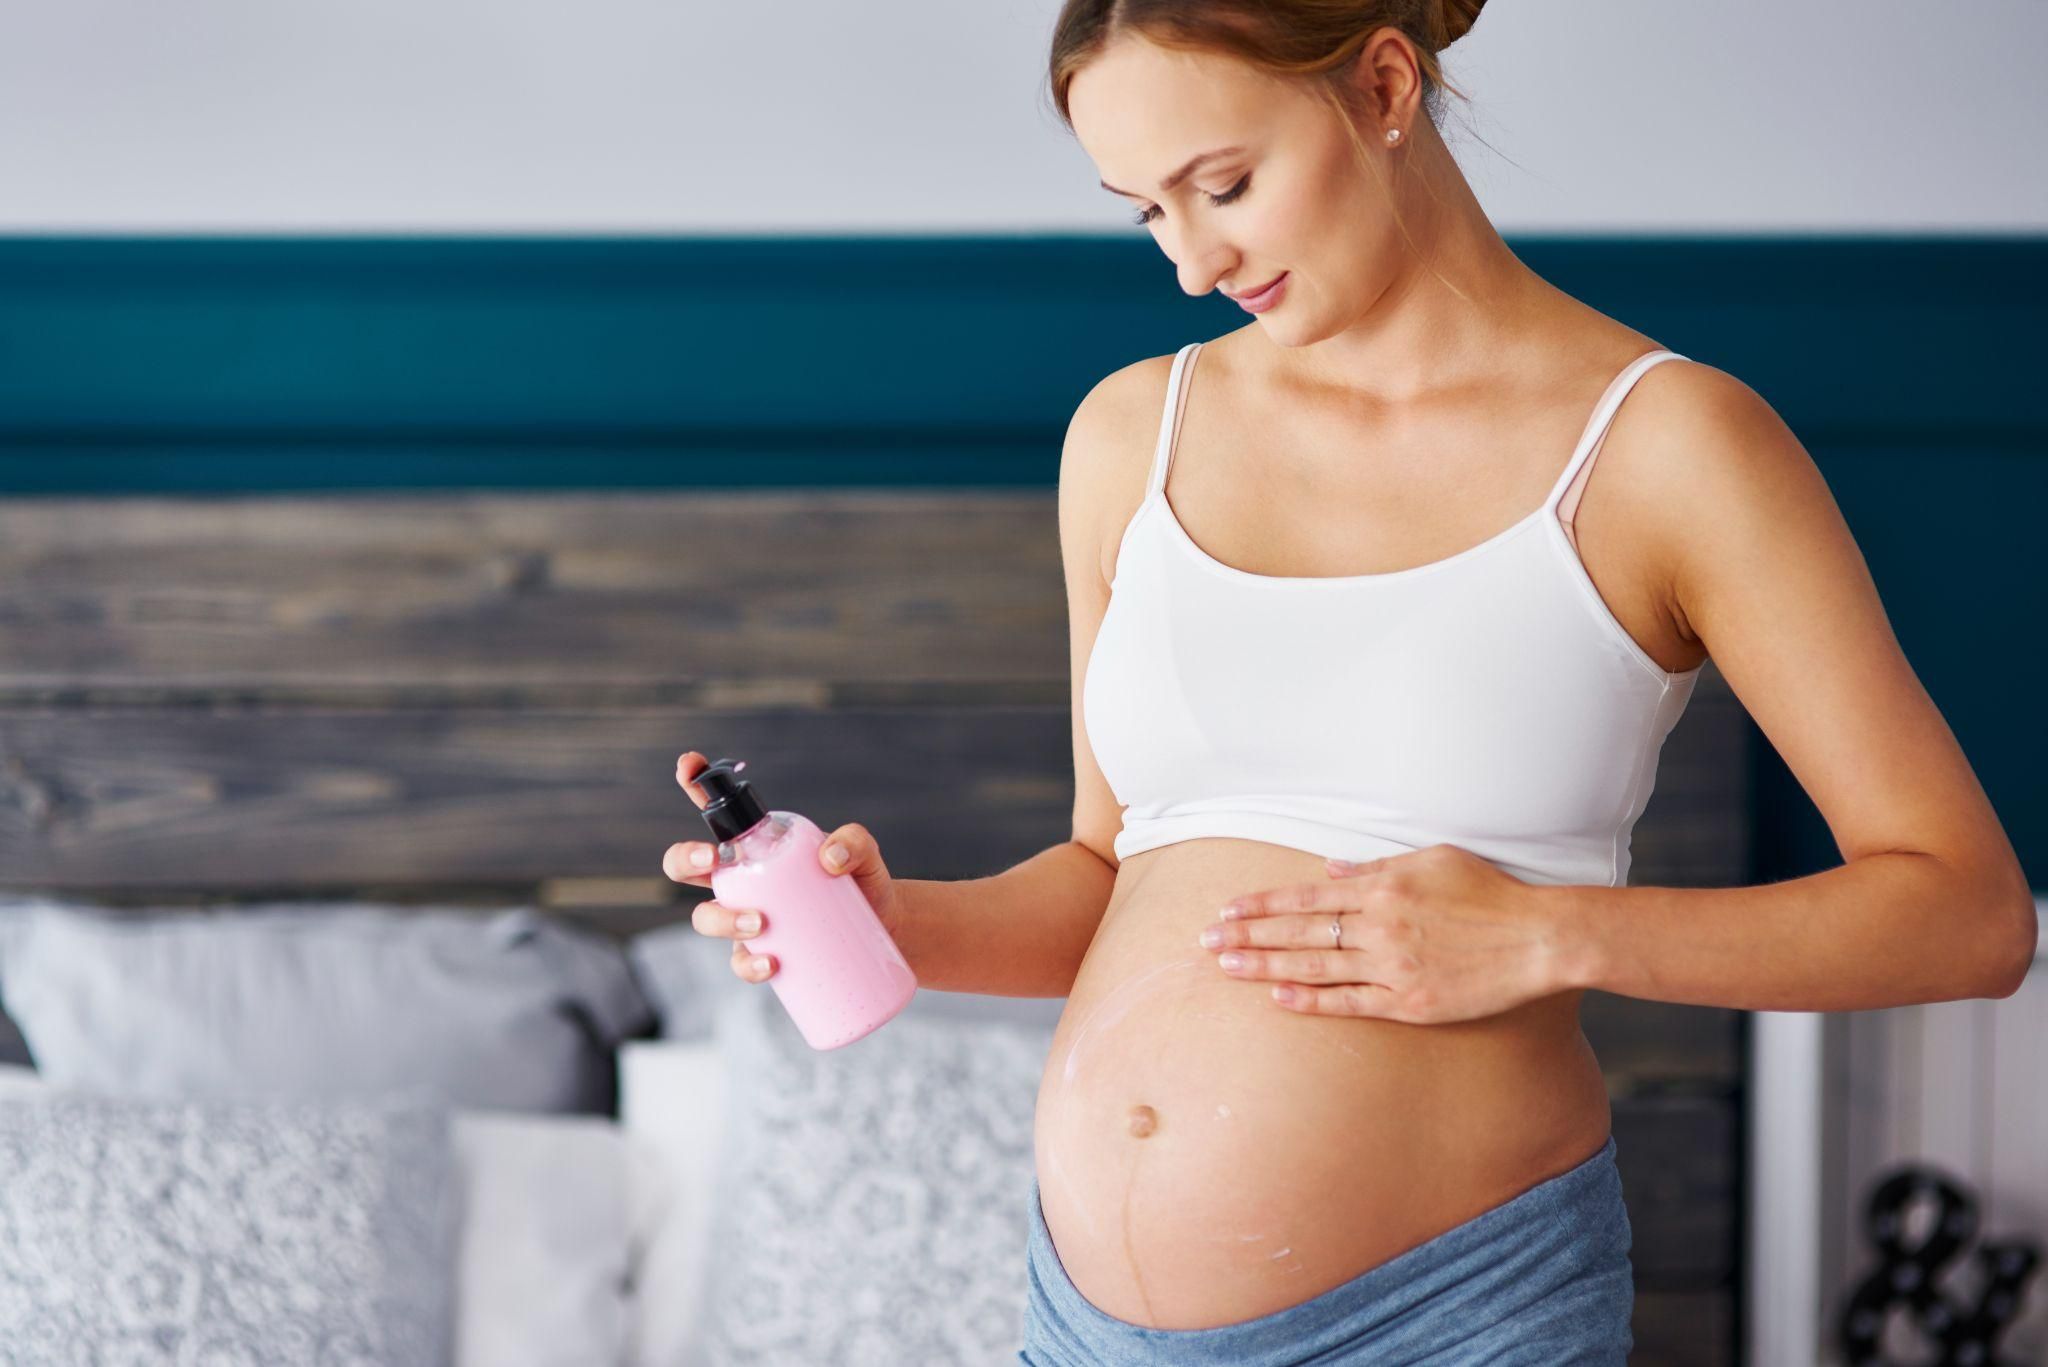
1047, 0, 1490, 298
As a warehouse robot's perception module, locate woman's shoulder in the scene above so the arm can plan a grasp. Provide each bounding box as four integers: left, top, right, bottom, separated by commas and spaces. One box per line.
1059, 348, 1185, 587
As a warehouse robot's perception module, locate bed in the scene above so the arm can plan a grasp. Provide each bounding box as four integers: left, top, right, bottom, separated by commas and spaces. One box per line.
0, 487, 1752, 1364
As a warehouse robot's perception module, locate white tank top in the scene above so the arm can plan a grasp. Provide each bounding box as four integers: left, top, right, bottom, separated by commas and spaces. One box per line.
1082, 341, 1703, 886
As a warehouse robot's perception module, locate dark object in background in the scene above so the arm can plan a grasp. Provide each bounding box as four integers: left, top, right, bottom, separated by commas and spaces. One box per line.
1835, 1161, 2040, 1366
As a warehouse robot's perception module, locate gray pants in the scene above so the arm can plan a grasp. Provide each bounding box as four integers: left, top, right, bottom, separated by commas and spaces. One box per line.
1019, 1133, 1634, 1365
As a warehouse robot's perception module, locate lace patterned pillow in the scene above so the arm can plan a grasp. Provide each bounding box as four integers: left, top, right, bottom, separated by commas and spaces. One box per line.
695, 989, 1055, 1367
0, 1092, 457, 1365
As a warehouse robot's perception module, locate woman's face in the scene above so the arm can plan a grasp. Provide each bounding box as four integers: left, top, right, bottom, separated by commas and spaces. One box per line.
1069, 34, 1403, 345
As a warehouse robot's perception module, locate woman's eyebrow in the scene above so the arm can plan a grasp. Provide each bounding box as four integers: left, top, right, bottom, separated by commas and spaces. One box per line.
1100, 145, 1246, 198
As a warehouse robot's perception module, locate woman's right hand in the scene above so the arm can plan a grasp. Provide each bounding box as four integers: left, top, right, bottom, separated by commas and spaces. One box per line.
664, 751, 907, 985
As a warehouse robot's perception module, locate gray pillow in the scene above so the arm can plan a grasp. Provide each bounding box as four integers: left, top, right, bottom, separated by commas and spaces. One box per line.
0, 1090, 456, 1364
686, 981, 1052, 1366
0, 899, 655, 1114
627, 919, 1065, 1042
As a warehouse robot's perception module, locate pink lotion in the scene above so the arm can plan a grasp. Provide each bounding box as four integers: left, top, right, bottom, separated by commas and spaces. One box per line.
694, 757, 917, 1049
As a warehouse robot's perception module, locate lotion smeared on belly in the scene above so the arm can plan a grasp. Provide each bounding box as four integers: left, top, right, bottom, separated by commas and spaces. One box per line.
1059, 954, 1205, 1087
1039, 947, 1289, 1323
1029, 841, 1609, 1330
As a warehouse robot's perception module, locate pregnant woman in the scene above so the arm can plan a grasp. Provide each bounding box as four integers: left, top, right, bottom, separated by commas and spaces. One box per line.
668, 2, 2038, 1363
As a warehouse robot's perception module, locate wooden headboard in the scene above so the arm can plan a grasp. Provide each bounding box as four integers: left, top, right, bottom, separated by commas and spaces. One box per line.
0, 491, 1081, 916
0, 485, 1748, 898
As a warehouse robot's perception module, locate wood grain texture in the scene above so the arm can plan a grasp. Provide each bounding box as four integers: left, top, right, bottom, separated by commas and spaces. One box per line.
1633, 1289, 1739, 1367
1617, 1095, 1743, 1286
0, 704, 1072, 886
0, 492, 1065, 690
0, 492, 1748, 881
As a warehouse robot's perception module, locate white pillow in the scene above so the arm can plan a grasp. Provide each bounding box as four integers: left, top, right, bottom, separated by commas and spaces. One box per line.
0, 1086, 458, 1363
0, 899, 653, 1114
689, 988, 1053, 1366
617, 927, 1066, 1367
451, 1111, 635, 1367
616, 1039, 727, 1367
0, 1064, 638, 1367
0, 1063, 44, 1099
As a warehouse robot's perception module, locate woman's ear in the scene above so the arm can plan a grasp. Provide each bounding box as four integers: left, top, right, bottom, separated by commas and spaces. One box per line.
1346, 26, 1421, 130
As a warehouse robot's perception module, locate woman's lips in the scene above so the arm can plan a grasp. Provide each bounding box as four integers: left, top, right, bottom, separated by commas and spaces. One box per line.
1232, 272, 1288, 313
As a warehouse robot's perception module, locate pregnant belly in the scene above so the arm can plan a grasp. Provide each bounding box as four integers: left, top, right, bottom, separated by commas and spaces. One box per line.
1032, 837, 1614, 1331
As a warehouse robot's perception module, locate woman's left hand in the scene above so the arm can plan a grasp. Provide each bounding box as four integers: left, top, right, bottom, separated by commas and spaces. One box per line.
1197, 844, 1576, 1024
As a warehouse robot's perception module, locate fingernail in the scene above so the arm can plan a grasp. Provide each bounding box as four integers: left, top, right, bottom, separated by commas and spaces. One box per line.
1219, 903, 1242, 920
751, 955, 770, 975
736, 912, 761, 935
824, 844, 848, 870
1198, 927, 1224, 948
690, 847, 712, 868
1218, 952, 1245, 971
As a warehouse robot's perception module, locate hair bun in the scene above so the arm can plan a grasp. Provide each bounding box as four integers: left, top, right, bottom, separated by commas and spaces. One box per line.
1434, 0, 1487, 47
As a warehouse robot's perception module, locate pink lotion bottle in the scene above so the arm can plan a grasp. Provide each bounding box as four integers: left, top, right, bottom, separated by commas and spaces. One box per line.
693, 757, 917, 1050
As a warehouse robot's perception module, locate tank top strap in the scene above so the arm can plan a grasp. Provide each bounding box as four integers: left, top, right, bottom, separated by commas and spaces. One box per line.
1147, 342, 1205, 499
1542, 349, 1688, 521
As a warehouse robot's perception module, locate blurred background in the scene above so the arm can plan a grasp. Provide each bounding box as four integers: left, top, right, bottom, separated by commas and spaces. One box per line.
0, 1, 2042, 1364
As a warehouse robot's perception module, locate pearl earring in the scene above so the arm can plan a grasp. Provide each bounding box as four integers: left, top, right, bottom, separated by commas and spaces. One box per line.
1386, 128, 1402, 144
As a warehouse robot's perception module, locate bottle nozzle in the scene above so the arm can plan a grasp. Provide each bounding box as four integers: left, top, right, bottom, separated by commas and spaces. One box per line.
695, 756, 770, 843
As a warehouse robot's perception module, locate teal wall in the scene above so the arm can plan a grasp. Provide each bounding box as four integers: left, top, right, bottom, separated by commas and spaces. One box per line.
2, 234, 2042, 890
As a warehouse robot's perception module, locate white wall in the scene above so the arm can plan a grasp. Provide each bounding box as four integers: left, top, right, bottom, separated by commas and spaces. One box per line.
1, 0, 2042, 234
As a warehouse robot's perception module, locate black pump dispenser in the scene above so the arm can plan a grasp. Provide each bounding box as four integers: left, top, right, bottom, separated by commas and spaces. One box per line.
695, 757, 771, 844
